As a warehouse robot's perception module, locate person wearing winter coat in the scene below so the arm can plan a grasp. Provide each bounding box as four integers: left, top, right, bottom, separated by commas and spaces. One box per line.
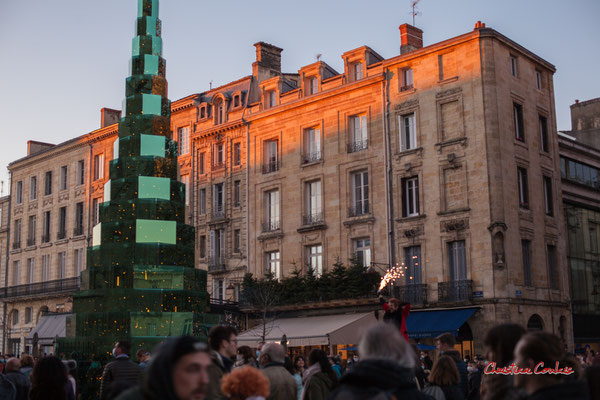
379, 295, 411, 341
301, 349, 337, 400
257, 343, 297, 400
329, 323, 432, 400
221, 366, 270, 400
436, 333, 468, 397
422, 355, 463, 400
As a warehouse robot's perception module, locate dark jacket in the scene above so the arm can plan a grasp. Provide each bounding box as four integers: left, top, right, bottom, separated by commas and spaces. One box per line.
379, 297, 411, 341
467, 369, 482, 400
261, 363, 298, 400
4, 371, 29, 400
443, 350, 468, 397
99, 357, 142, 400
329, 359, 433, 400
526, 380, 590, 400
206, 350, 233, 400
303, 371, 335, 400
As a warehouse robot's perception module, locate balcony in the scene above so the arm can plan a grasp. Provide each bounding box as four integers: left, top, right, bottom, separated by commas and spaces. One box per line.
438, 279, 473, 303
302, 151, 322, 165
41, 234, 51, 244
400, 84, 414, 92
0, 277, 81, 300
302, 212, 324, 226
57, 230, 67, 240
211, 206, 226, 220
348, 202, 370, 217
12, 241, 21, 250
208, 256, 226, 273
392, 284, 428, 305
262, 219, 280, 233
347, 139, 368, 153
26, 238, 36, 247
212, 160, 226, 170
73, 226, 84, 237
262, 160, 280, 174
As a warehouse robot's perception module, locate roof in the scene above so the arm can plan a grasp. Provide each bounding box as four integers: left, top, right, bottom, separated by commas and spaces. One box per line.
27, 313, 70, 345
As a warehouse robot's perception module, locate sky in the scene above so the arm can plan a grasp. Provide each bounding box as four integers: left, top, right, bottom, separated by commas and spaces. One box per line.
1, 0, 599, 194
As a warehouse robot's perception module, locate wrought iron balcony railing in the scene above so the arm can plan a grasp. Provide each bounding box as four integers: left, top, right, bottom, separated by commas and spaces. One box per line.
262, 160, 280, 174
212, 161, 226, 170
0, 277, 81, 300
302, 212, 324, 226
73, 226, 84, 236
262, 219, 281, 233
57, 230, 67, 240
302, 151, 322, 164
211, 206, 226, 220
41, 234, 51, 244
347, 139, 368, 153
12, 241, 21, 250
392, 283, 428, 305
26, 238, 36, 247
208, 256, 226, 272
438, 279, 473, 303
348, 202, 369, 217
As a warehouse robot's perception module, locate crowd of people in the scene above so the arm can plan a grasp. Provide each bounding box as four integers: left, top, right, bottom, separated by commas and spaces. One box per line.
1, 319, 599, 399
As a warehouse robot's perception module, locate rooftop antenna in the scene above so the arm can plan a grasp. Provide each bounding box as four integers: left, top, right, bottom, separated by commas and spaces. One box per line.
410, 0, 421, 26
209, 80, 213, 90
316, 53, 322, 62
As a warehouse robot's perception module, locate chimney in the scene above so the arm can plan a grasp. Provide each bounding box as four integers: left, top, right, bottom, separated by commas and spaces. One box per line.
474, 21, 486, 30
253, 42, 283, 81
399, 23, 423, 54
101, 108, 121, 128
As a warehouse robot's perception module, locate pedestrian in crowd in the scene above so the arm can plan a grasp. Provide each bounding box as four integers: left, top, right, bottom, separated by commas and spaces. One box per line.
328, 357, 342, 379
423, 355, 463, 400
292, 356, 305, 400
206, 325, 238, 400
136, 349, 151, 369
29, 356, 75, 400
294, 356, 305, 377
99, 341, 142, 400
345, 354, 359, 371
513, 331, 589, 400
283, 356, 302, 400
466, 360, 482, 400
378, 295, 411, 341
116, 336, 212, 400
586, 350, 596, 367
301, 349, 338, 400
18, 354, 34, 379
63, 360, 77, 398
420, 351, 433, 370
256, 341, 265, 359
235, 346, 258, 369
330, 322, 431, 400
221, 366, 270, 400
480, 323, 526, 400
4, 358, 30, 400
257, 342, 297, 400
436, 333, 468, 397
584, 365, 600, 400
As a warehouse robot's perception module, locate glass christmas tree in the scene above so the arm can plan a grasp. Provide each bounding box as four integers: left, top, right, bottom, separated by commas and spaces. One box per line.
58, 0, 218, 358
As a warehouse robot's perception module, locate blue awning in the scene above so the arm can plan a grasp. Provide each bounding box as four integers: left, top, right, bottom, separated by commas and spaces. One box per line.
406, 308, 478, 339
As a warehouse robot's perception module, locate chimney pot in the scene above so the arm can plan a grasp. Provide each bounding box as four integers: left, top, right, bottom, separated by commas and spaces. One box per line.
399, 23, 423, 55
474, 21, 486, 30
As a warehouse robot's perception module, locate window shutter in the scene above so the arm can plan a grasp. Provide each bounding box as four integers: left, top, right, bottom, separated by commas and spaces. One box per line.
210, 230, 215, 258
361, 115, 367, 141
220, 230, 226, 260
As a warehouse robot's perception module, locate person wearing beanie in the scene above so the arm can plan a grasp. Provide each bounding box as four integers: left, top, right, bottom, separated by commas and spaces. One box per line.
116, 336, 212, 400
221, 366, 270, 400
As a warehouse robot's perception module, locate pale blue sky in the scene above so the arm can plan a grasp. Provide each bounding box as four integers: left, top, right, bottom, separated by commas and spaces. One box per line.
1, 0, 598, 192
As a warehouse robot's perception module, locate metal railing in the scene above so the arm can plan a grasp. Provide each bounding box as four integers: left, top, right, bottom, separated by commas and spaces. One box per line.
347, 139, 368, 153
0, 277, 80, 300
41, 234, 51, 243
27, 238, 36, 247
348, 202, 369, 217
211, 206, 226, 220
438, 279, 473, 303
400, 84, 414, 92
57, 230, 67, 240
262, 160, 280, 174
302, 151, 322, 164
262, 219, 280, 232
12, 241, 21, 250
208, 257, 226, 272
302, 212, 324, 226
73, 226, 84, 236
212, 161, 226, 170
392, 284, 428, 305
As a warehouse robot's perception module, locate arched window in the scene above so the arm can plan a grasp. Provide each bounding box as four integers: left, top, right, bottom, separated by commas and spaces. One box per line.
527, 314, 544, 331
214, 98, 225, 125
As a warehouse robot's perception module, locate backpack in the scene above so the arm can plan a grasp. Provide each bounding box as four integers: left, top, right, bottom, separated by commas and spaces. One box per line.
422, 384, 446, 400
0, 374, 16, 400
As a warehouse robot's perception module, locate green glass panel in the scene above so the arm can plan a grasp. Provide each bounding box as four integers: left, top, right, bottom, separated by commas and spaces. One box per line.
113, 138, 119, 160
103, 180, 111, 203
140, 134, 165, 157
131, 312, 194, 337
138, 176, 170, 200
151, 36, 162, 57
136, 219, 176, 244
132, 36, 141, 57
142, 94, 162, 115
144, 54, 159, 75
92, 223, 102, 246
138, 0, 158, 18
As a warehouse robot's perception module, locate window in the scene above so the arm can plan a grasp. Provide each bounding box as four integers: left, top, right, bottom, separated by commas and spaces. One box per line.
234, 229, 241, 253
448, 240, 466, 281
308, 76, 318, 95
58, 252, 66, 279
75, 248, 83, 277
27, 215, 36, 246
303, 127, 321, 163
93, 154, 104, 181
348, 115, 368, 152
399, 113, 416, 151
44, 171, 52, 195
92, 198, 100, 226
354, 238, 371, 267
543, 176, 553, 216
43, 211, 51, 242
215, 99, 225, 124
77, 160, 85, 185
13, 260, 20, 285
522, 239, 532, 286
199, 235, 206, 258
25, 307, 32, 324
351, 170, 369, 216
233, 143, 241, 166
405, 246, 421, 284
11, 310, 19, 326
16, 181, 23, 204
510, 55, 518, 77
75, 202, 84, 235
200, 106, 206, 119
42, 255, 50, 282
209, 229, 225, 264
263, 140, 279, 173
181, 175, 189, 206
27, 258, 35, 284
514, 103, 524, 141
212, 183, 225, 217
402, 68, 413, 90
199, 188, 206, 214
306, 244, 323, 276
199, 152, 206, 174
213, 143, 225, 168
535, 70, 542, 90
267, 90, 276, 108
30, 176, 37, 200
13, 219, 21, 249
547, 245, 558, 289
539, 115, 549, 153
178, 126, 190, 155
517, 167, 529, 209
60, 165, 68, 190
589, 223, 598, 254
305, 180, 322, 225
265, 189, 280, 231
213, 279, 225, 300
58, 206, 67, 239
266, 251, 281, 279
234, 180, 241, 207
402, 176, 419, 217
352, 62, 363, 81
561, 157, 600, 189
233, 95, 240, 108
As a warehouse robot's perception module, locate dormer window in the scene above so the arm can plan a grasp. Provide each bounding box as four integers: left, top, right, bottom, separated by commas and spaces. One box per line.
266, 90, 277, 108
308, 77, 318, 95
352, 62, 363, 81
200, 106, 207, 119
214, 98, 225, 125
234, 95, 240, 108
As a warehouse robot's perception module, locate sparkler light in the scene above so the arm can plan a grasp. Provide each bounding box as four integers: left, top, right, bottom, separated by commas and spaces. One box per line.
378, 263, 409, 292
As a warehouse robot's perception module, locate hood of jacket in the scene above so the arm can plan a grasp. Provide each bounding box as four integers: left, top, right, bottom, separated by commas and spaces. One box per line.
339, 359, 417, 391
528, 380, 590, 400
